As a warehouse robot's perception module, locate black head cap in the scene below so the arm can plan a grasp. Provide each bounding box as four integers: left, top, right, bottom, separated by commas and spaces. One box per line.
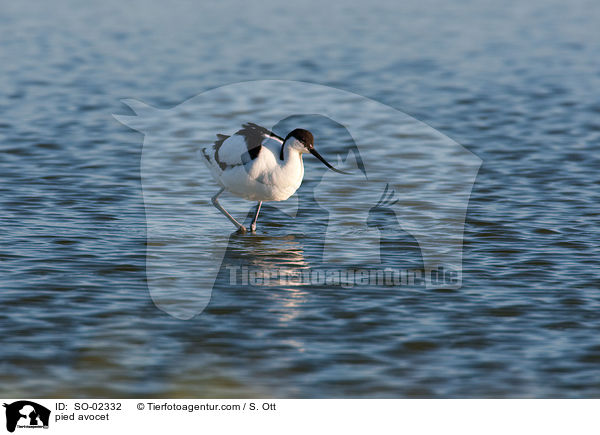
285, 129, 314, 149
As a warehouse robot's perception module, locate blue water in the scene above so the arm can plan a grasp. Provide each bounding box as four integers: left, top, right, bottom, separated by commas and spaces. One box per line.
1, 0, 599, 397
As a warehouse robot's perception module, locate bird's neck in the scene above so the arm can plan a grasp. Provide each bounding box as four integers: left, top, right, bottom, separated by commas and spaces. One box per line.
280, 143, 299, 161
279, 142, 286, 160
279, 144, 303, 169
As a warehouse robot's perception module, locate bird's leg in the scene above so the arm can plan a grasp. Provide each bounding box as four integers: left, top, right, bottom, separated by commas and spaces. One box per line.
211, 188, 247, 233
250, 201, 262, 232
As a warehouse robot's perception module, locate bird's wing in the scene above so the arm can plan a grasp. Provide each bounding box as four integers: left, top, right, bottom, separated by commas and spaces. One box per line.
239, 122, 284, 144
212, 134, 249, 169
201, 134, 231, 170
236, 123, 284, 164
204, 123, 284, 170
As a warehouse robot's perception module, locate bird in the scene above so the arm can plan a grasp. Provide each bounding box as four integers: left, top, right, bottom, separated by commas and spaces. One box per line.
201, 122, 348, 233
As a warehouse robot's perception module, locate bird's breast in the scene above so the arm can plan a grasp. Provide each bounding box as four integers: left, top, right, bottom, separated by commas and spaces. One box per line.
247, 152, 304, 201
218, 149, 305, 202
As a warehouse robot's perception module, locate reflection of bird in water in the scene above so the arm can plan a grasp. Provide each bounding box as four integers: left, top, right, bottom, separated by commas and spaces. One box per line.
367, 184, 424, 271
217, 234, 310, 323
221, 233, 309, 282
247, 237, 309, 273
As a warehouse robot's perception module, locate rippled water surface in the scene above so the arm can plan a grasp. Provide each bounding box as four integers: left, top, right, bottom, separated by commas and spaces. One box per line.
1, 0, 599, 397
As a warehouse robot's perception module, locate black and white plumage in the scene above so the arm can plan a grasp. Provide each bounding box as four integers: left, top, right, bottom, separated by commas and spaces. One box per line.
201, 123, 348, 232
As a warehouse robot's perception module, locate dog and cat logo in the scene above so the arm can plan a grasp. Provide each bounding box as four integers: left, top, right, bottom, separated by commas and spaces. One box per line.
3, 401, 50, 432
